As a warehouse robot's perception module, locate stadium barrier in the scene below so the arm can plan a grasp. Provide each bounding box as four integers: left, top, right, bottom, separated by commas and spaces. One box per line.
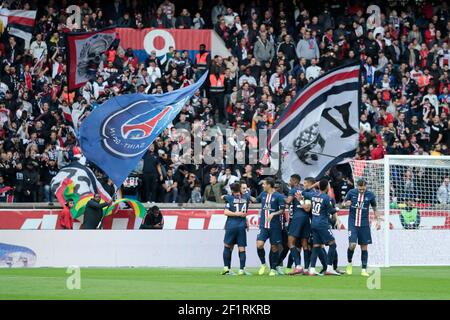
1, 229, 450, 267
0, 203, 449, 230
0, 203, 449, 267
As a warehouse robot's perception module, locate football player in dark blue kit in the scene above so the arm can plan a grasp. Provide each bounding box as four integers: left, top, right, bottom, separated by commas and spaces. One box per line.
320, 197, 345, 275
285, 174, 313, 275
344, 179, 381, 277
274, 181, 292, 271
298, 177, 329, 274
254, 178, 286, 276
222, 182, 252, 276
307, 179, 341, 276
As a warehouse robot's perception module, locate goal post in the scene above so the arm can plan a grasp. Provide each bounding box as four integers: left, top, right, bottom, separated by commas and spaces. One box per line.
350, 155, 450, 267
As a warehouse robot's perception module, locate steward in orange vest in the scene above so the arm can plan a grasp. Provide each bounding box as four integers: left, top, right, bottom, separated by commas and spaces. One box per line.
195, 44, 210, 71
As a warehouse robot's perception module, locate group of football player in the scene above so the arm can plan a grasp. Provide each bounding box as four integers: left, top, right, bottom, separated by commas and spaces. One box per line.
221, 174, 381, 277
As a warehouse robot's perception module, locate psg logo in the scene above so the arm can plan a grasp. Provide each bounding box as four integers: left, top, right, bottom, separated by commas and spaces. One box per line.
100, 100, 175, 158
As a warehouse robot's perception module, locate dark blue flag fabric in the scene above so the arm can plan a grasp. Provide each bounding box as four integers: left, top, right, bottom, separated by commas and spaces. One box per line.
79, 71, 208, 187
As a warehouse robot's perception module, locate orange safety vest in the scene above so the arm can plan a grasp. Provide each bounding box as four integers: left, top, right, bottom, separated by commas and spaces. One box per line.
209, 74, 225, 92
196, 52, 209, 68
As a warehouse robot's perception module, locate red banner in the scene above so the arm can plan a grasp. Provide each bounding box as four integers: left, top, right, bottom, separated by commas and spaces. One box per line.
1, 209, 450, 230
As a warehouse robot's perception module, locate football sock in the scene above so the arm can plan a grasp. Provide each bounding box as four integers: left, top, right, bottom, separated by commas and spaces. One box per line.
327, 243, 337, 266
290, 247, 301, 267
333, 249, 338, 270
361, 250, 368, 269
319, 248, 327, 269
287, 252, 294, 268
223, 247, 232, 268
347, 248, 355, 263
304, 249, 311, 269
239, 251, 246, 270
310, 247, 320, 268
269, 250, 279, 269
257, 248, 266, 265
278, 246, 289, 266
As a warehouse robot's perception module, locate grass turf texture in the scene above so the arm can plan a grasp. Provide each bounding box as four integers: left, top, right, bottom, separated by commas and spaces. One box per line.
0, 267, 449, 300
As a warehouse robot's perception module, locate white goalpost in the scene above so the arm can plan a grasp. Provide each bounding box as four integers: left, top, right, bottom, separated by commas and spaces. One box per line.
350, 155, 450, 266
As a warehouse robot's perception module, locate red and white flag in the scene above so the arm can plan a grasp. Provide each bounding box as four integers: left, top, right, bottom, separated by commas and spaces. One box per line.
0, 8, 36, 47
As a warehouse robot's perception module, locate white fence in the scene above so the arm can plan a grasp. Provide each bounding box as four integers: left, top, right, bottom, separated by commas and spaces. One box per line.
1, 229, 449, 268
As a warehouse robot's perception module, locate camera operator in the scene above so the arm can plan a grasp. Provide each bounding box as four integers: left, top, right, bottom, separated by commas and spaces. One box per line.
140, 205, 164, 229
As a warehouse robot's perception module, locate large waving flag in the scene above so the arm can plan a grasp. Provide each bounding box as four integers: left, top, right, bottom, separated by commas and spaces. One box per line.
51, 159, 112, 212
66, 28, 117, 90
270, 63, 361, 182
79, 71, 208, 187
0, 8, 36, 47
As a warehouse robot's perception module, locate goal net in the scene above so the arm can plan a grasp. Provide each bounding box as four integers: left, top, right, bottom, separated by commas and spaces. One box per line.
349, 156, 450, 266
350, 156, 450, 231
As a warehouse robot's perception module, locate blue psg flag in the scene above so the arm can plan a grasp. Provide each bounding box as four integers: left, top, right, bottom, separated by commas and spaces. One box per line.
79, 72, 208, 187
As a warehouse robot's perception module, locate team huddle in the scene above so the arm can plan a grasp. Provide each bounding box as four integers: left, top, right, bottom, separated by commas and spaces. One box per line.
221, 175, 381, 277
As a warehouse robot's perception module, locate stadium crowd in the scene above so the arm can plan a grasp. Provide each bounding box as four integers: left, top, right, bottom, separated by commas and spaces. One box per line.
0, 0, 449, 204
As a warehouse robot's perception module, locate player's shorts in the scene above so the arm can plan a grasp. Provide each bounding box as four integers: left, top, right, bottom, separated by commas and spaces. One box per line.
224, 227, 247, 247
288, 214, 311, 239
348, 225, 372, 245
311, 227, 335, 245
257, 227, 283, 245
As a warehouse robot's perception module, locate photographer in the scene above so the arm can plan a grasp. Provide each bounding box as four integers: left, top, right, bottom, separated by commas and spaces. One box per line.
140, 206, 164, 230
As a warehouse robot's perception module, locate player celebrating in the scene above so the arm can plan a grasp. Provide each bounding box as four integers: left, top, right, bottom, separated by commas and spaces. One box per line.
255, 178, 286, 276
222, 182, 252, 276
307, 179, 341, 276
286, 174, 312, 275
344, 179, 381, 277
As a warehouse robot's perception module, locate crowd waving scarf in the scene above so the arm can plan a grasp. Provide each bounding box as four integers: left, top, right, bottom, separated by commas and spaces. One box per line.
104, 198, 146, 218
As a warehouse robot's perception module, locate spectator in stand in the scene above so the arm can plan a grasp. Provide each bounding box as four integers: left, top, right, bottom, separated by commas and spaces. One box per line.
437, 177, 450, 205
218, 167, 240, 195
162, 168, 178, 203
253, 32, 274, 66
296, 30, 320, 62
203, 174, 225, 203
142, 144, 163, 203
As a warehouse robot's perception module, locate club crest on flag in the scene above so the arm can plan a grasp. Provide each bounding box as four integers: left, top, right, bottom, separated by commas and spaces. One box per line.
79, 72, 208, 187
100, 100, 178, 158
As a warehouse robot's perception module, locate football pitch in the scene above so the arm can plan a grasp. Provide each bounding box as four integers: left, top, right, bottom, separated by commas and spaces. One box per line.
0, 267, 449, 300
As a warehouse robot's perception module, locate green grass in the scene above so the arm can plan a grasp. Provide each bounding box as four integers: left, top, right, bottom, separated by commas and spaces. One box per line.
0, 267, 449, 300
